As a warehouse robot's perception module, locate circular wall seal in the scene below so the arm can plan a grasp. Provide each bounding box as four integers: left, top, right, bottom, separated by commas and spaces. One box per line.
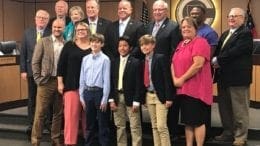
175, 0, 216, 25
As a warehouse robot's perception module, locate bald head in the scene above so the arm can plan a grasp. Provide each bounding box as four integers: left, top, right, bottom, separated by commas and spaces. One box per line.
228, 7, 246, 29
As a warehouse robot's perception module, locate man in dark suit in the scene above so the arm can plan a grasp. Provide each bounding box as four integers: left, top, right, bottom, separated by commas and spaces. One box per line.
20, 9, 51, 139
104, 0, 145, 59
140, 34, 175, 146
109, 36, 142, 146
147, 0, 182, 139
47, 0, 71, 29
212, 8, 253, 146
146, 0, 181, 60
82, 0, 111, 35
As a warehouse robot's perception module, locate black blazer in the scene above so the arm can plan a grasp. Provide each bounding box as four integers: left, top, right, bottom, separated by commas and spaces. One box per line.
147, 18, 181, 60
20, 27, 51, 76
214, 25, 253, 86
146, 53, 175, 103
110, 56, 142, 106
82, 17, 112, 35
104, 19, 145, 59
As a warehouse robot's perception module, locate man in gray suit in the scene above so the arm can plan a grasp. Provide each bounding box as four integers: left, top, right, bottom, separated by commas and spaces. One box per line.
31, 19, 65, 146
20, 9, 51, 138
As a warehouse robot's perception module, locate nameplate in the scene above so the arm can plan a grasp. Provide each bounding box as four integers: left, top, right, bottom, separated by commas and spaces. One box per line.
0, 56, 16, 65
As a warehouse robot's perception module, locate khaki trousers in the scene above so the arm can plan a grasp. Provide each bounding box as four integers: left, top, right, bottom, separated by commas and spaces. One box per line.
113, 93, 142, 146
217, 85, 250, 142
146, 92, 171, 146
31, 78, 63, 146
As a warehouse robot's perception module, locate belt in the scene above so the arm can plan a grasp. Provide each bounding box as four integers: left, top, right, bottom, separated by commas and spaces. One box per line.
147, 90, 156, 94
117, 89, 124, 94
85, 86, 102, 91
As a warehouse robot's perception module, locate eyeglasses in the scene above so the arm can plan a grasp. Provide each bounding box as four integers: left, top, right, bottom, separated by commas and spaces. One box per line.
227, 15, 243, 19
76, 29, 87, 32
36, 16, 48, 20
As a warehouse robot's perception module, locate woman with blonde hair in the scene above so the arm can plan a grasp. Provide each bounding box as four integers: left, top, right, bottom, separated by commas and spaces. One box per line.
57, 22, 91, 146
64, 6, 85, 41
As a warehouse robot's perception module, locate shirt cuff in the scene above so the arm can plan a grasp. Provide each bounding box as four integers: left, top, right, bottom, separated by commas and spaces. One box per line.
133, 101, 140, 106
211, 57, 218, 65
108, 99, 114, 102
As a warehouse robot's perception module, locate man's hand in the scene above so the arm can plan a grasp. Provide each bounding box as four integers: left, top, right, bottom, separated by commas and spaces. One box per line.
165, 100, 173, 108
21, 72, 27, 80
132, 105, 139, 113
109, 102, 117, 111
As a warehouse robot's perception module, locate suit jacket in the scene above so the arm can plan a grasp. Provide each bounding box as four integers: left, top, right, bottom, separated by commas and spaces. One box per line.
20, 27, 51, 76
110, 56, 142, 106
82, 17, 112, 35
146, 53, 175, 103
147, 18, 181, 60
32, 36, 60, 85
214, 25, 253, 86
104, 18, 145, 59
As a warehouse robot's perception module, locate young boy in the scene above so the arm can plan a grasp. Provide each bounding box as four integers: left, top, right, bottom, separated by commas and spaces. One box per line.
139, 34, 175, 146
79, 33, 110, 146
109, 36, 142, 146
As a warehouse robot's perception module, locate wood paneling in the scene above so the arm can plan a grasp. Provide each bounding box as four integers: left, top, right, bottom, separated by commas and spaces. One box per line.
0, 65, 21, 103
3, 0, 24, 41
0, 0, 3, 40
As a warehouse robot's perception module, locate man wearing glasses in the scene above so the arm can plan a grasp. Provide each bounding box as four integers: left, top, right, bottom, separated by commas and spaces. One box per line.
20, 9, 51, 140
212, 8, 253, 146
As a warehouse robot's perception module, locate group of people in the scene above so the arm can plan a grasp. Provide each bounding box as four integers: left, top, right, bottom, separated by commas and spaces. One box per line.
19, 0, 253, 146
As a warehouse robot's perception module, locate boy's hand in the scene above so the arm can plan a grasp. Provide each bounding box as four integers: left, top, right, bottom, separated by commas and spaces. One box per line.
100, 103, 107, 112
81, 101, 86, 110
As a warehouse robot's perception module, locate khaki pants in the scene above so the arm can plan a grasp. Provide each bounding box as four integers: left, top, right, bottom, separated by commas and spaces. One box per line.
217, 85, 250, 142
31, 78, 63, 146
146, 92, 171, 146
113, 93, 142, 146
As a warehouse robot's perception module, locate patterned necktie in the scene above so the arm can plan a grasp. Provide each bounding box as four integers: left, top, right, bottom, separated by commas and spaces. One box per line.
144, 59, 150, 88
221, 30, 232, 49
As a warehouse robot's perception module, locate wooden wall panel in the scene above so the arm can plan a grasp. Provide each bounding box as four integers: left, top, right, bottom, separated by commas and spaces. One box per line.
100, 2, 118, 21
3, 0, 24, 42
250, 66, 256, 101
0, 65, 21, 103
255, 66, 260, 102
0, 0, 3, 40
24, 3, 36, 29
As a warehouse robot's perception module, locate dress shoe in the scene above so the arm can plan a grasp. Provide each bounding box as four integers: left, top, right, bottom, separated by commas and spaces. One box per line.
233, 140, 246, 146
214, 133, 233, 142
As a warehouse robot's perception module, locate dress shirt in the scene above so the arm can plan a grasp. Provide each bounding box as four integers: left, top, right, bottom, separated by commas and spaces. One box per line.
119, 17, 131, 37
51, 35, 64, 76
79, 51, 111, 105
152, 18, 165, 37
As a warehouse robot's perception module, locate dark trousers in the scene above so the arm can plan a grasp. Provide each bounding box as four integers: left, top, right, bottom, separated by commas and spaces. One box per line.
167, 96, 182, 137
83, 89, 110, 146
27, 76, 37, 127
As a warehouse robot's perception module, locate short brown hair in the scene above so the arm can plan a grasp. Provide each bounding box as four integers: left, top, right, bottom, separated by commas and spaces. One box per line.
89, 33, 105, 44
139, 34, 156, 46
181, 17, 198, 30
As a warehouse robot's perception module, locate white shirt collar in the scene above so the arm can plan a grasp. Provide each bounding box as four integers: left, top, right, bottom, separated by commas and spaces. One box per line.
119, 16, 131, 25
120, 54, 129, 61
88, 17, 98, 25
